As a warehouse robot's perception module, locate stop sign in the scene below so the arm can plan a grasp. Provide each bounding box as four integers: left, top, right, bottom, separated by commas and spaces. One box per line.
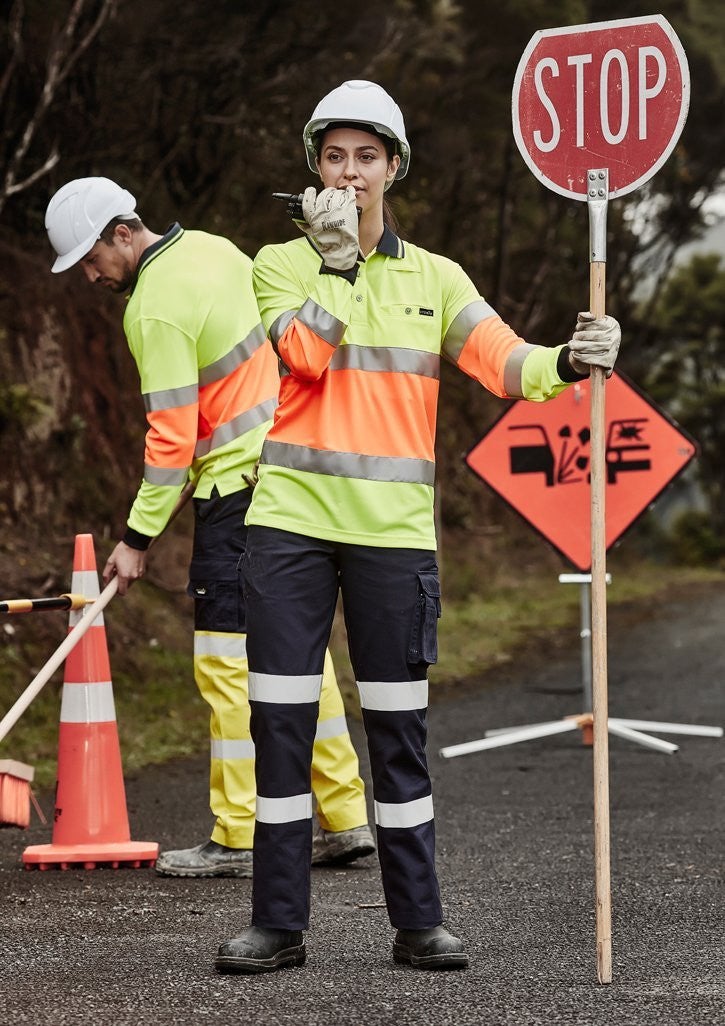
512, 15, 690, 199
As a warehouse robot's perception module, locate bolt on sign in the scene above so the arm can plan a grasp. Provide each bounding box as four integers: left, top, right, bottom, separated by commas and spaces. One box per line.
465, 372, 697, 572
512, 14, 690, 199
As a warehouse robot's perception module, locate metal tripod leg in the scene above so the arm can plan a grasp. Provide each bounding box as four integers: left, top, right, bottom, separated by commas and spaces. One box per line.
439, 574, 723, 760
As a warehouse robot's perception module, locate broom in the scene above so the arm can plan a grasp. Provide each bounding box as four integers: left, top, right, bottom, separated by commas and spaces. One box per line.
0, 482, 194, 828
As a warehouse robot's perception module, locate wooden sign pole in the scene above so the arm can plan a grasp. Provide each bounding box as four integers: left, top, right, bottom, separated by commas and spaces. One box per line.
587, 168, 612, 984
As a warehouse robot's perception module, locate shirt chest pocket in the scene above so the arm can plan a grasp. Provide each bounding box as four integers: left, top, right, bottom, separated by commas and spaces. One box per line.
378, 302, 442, 347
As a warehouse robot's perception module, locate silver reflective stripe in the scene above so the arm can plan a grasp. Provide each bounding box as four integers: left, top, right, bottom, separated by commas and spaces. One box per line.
249, 672, 322, 704
256, 793, 312, 824
314, 715, 348, 741
211, 738, 255, 760
503, 343, 537, 398
60, 681, 116, 723
374, 794, 434, 829
143, 382, 198, 413
330, 345, 439, 379
442, 300, 498, 362
357, 679, 429, 712
261, 439, 435, 486
144, 464, 189, 486
199, 323, 268, 386
269, 310, 296, 345
194, 633, 247, 660
194, 397, 277, 458
297, 298, 345, 346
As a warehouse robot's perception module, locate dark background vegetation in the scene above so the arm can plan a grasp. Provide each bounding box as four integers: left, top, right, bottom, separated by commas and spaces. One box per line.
1, 0, 725, 780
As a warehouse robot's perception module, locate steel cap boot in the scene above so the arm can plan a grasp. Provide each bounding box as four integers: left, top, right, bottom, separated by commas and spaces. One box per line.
155, 839, 253, 878
216, 927, 306, 974
392, 925, 469, 970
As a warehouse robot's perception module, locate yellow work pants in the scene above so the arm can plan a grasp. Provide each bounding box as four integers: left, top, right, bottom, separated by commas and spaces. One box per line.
194, 636, 367, 848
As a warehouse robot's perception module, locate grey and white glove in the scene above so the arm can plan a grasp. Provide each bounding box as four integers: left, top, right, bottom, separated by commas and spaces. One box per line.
299, 186, 360, 272
568, 311, 621, 377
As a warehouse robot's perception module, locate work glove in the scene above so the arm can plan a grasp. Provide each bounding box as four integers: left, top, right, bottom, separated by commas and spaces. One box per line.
568, 312, 621, 378
299, 186, 360, 273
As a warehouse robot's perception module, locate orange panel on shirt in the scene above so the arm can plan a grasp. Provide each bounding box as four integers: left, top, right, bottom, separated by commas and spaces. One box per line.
145, 405, 198, 466
456, 317, 525, 397
200, 343, 280, 427
271, 368, 439, 459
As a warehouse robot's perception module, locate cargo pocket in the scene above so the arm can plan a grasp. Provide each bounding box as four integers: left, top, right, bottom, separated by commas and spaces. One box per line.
407, 569, 441, 666
187, 578, 244, 633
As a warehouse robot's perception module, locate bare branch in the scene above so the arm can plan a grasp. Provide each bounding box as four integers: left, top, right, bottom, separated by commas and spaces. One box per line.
0, 0, 117, 217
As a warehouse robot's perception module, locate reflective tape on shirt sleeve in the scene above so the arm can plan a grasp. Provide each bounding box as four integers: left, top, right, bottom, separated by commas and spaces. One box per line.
143, 382, 199, 413
374, 794, 434, 829
144, 464, 190, 486
261, 440, 435, 486
194, 633, 247, 660
211, 738, 255, 760
296, 298, 346, 347
198, 323, 268, 386
194, 398, 277, 458
442, 300, 498, 362
256, 792, 312, 824
248, 671, 322, 704
357, 679, 429, 711
314, 714, 349, 741
503, 343, 537, 398
330, 345, 440, 379
60, 681, 116, 723
269, 310, 296, 346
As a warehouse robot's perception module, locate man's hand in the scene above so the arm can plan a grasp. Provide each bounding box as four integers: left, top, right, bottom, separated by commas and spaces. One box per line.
568, 312, 621, 377
103, 541, 147, 596
298, 186, 360, 271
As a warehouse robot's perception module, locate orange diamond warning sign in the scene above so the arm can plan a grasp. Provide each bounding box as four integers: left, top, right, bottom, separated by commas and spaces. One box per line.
465, 372, 697, 570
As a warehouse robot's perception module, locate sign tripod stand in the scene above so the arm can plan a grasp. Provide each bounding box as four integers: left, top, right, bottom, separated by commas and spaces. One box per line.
439, 568, 724, 759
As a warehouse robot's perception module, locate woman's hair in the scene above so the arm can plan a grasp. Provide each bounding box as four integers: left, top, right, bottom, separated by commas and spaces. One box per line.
313, 122, 400, 233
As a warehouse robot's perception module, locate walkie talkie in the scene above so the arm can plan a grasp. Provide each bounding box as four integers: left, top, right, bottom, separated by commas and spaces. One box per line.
272, 192, 363, 224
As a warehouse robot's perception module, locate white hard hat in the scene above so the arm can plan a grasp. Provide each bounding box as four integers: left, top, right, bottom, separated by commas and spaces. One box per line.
45, 176, 137, 273
303, 80, 410, 186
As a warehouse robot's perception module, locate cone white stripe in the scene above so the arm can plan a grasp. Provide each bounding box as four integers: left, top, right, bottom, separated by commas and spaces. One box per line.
249, 672, 322, 704
256, 792, 312, 824
374, 794, 434, 829
68, 570, 103, 627
210, 738, 255, 760
357, 679, 428, 711
60, 681, 116, 723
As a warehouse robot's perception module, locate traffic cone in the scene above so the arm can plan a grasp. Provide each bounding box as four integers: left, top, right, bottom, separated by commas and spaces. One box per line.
23, 534, 158, 870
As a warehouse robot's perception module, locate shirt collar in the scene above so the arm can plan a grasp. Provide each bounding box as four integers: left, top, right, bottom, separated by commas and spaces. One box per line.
128, 222, 184, 295
375, 224, 405, 258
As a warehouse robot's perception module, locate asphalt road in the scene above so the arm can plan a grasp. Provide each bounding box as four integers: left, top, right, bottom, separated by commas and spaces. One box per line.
1, 582, 723, 1026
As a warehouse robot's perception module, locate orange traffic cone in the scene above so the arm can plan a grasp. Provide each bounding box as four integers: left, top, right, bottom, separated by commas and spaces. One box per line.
23, 534, 158, 870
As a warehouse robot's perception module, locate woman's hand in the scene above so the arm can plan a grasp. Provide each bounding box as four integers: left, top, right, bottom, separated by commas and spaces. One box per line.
568, 312, 621, 377
299, 186, 360, 272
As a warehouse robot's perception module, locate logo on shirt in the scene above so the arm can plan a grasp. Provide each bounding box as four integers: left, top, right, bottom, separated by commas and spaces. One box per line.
419, 307, 434, 317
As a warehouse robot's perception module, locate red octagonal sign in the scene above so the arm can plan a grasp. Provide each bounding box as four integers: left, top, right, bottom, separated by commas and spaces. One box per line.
512, 15, 690, 199
465, 373, 697, 571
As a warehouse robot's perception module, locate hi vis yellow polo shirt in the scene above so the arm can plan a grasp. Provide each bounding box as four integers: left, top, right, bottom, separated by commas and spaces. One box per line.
122, 224, 279, 547
248, 227, 580, 551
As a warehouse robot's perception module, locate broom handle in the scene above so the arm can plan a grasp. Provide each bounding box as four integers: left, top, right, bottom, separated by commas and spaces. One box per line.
0, 481, 195, 746
0, 578, 119, 744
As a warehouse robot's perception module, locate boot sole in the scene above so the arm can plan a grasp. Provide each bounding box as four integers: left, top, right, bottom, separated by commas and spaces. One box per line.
215, 946, 306, 975
154, 864, 253, 879
392, 945, 469, 970
311, 842, 376, 867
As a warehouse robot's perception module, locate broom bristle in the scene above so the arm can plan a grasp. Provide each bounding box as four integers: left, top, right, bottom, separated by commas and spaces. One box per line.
0, 759, 34, 828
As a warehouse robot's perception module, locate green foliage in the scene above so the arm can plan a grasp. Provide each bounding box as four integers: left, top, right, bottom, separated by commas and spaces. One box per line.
644, 252, 725, 530
668, 509, 725, 566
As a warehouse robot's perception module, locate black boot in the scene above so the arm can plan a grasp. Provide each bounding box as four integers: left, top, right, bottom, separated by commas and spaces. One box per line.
392, 925, 468, 970
215, 926, 306, 974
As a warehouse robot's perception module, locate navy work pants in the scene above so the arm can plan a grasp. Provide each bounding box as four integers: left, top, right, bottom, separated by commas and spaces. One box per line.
243, 525, 443, 930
